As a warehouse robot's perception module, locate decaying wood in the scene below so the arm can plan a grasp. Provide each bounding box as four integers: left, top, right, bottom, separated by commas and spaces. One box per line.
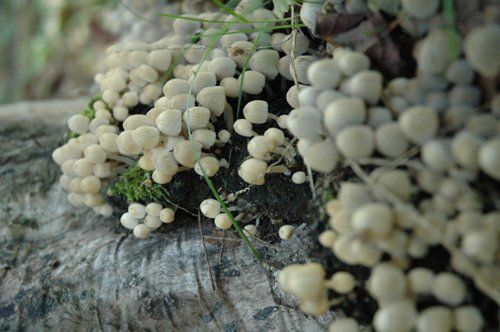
0, 99, 334, 330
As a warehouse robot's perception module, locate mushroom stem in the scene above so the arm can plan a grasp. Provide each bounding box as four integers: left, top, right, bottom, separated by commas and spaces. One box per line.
219, 158, 229, 168
107, 154, 137, 164
267, 113, 280, 123
227, 206, 239, 212
224, 102, 234, 131
273, 146, 295, 164
267, 165, 291, 175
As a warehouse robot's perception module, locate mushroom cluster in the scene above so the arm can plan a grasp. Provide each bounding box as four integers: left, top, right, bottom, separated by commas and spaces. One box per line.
55, 1, 298, 236
277, 3, 500, 331
121, 202, 175, 238
279, 263, 356, 315
52, 0, 499, 328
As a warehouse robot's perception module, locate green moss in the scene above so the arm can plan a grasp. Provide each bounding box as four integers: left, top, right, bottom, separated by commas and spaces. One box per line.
81, 107, 95, 120
107, 163, 170, 204
88, 95, 102, 109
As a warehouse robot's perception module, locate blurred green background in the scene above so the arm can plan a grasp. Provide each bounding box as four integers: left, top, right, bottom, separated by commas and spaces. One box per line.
0, 0, 119, 104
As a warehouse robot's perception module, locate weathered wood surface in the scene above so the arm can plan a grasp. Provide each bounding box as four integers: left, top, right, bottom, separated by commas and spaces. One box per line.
0, 100, 334, 331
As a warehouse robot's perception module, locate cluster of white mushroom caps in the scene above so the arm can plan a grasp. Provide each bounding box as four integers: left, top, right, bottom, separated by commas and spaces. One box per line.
53, 0, 315, 235
277, 5, 500, 331
121, 202, 175, 239
52, 0, 499, 327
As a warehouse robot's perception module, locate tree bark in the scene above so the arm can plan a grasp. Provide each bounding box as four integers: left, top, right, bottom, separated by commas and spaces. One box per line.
0, 99, 332, 331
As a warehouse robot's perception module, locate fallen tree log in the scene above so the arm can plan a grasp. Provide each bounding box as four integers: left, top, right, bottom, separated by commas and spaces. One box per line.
0, 99, 333, 330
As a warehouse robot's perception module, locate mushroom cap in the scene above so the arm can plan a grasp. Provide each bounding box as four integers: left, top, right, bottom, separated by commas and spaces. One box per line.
192, 129, 216, 149
208, 57, 237, 80
352, 203, 394, 238
336, 51, 370, 77
336, 125, 375, 159
214, 213, 233, 230
398, 105, 438, 145
287, 107, 323, 141
422, 139, 455, 171
376, 122, 409, 158
247, 136, 275, 160
328, 318, 360, 332
132, 126, 160, 149
183, 106, 211, 130
464, 24, 500, 77
238, 158, 268, 185
408, 268, 434, 295
329, 271, 356, 294
282, 31, 310, 56
163, 78, 190, 98
344, 70, 383, 105
239, 70, 266, 95
367, 263, 407, 303
243, 100, 269, 124
324, 97, 366, 137
431, 273, 466, 306
307, 58, 341, 89
156, 109, 182, 136
173, 140, 201, 168
196, 86, 226, 116
278, 263, 325, 299
233, 119, 254, 137
289, 55, 317, 84
454, 306, 484, 332
68, 114, 90, 135
478, 137, 500, 180
194, 156, 220, 177
120, 212, 139, 229
373, 300, 417, 332
133, 224, 151, 239
338, 182, 372, 214
159, 208, 175, 223
451, 130, 483, 170
200, 199, 220, 218
249, 49, 280, 80
123, 114, 152, 131
303, 139, 339, 173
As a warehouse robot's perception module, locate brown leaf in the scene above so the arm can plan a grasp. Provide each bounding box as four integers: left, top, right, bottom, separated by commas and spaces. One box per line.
315, 12, 366, 43
316, 12, 409, 77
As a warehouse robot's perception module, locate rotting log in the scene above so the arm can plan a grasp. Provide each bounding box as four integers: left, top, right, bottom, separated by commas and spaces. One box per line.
0, 99, 333, 331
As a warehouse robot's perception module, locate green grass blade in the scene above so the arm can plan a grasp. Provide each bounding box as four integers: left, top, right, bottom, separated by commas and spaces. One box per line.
159, 12, 294, 24
194, 23, 306, 38
182, 25, 261, 260
443, 0, 460, 61
212, 0, 249, 23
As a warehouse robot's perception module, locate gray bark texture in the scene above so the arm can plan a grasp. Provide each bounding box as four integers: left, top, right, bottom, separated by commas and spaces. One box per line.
0, 100, 334, 331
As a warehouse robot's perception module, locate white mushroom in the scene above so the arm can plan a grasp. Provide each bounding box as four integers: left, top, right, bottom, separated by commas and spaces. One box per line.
324, 98, 366, 137
478, 137, 500, 180
398, 105, 439, 145
307, 59, 341, 89
464, 24, 500, 77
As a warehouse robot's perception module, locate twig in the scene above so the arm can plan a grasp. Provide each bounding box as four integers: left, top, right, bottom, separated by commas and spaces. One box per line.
218, 230, 226, 264
198, 212, 216, 291
306, 165, 317, 200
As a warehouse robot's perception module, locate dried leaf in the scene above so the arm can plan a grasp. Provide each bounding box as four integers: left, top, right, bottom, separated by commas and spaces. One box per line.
316, 12, 408, 77
315, 12, 366, 43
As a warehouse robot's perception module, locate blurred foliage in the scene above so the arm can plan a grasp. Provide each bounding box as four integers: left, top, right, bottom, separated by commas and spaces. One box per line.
0, 0, 119, 103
